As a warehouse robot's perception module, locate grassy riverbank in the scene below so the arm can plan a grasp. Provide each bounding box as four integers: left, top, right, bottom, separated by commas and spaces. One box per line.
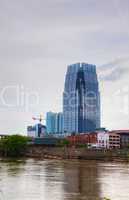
0, 135, 28, 157
1, 135, 129, 162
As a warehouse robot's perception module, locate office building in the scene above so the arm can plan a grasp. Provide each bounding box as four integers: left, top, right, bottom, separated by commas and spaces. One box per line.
27, 124, 46, 138
46, 112, 56, 134
46, 112, 63, 134
63, 63, 100, 134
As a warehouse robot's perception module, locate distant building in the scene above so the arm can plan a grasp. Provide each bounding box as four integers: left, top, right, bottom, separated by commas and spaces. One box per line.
46, 112, 56, 134
63, 63, 100, 134
66, 129, 129, 149
46, 112, 63, 134
35, 124, 46, 138
67, 130, 109, 149
58, 112, 64, 134
91, 130, 120, 149
67, 133, 98, 147
55, 113, 59, 134
27, 126, 36, 138
119, 131, 129, 149
110, 130, 129, 149
27, 124, 46, 138
97, 131, 109, 149
108, 131, 120, 149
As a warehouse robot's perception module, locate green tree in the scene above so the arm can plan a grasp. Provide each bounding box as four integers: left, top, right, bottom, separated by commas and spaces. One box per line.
56, 139, 70, 147
62, 139, 70, 146
0, 135, 28, 157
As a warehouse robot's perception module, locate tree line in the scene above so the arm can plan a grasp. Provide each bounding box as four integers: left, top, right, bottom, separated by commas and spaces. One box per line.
0, 135, 28, 157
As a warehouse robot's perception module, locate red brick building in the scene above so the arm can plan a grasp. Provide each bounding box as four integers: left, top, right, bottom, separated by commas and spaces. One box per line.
67, 130, 129, 149
67, 133, 97, 146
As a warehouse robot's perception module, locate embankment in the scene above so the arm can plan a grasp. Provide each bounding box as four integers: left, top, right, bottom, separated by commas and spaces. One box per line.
26, 145, 129, 161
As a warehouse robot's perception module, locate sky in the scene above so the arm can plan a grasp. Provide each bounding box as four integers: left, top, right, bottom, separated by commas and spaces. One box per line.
0, 0, 129, 134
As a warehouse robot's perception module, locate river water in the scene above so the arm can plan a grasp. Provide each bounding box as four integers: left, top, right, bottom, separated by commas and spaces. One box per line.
0, 159, 129, 200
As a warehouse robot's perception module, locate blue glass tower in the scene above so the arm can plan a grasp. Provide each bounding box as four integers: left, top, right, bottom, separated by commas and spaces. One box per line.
46, 112, 64, 134
58, 112, 64, 134
63, 63, 100, 134
46, 112, 56, 134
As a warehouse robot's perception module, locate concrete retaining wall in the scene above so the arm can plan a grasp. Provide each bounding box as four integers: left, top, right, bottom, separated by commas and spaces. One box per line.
26, 145, 129, 161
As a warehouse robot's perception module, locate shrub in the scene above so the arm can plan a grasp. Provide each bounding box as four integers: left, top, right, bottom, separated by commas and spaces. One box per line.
0, 135, 28, 157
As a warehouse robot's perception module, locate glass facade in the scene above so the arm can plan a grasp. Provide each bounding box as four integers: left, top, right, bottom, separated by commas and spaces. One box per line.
58, 112, 64, 134
63, 63, 100, 134
27, 124, 46, 138
46, 112, 64, 134
46, 112, 56, 134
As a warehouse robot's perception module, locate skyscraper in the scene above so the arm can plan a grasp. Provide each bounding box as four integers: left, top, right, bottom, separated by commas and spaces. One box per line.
46, 112, 56, 134
46, 112, 64, 134
63, 63, 100, 134
58, 112, 64, 134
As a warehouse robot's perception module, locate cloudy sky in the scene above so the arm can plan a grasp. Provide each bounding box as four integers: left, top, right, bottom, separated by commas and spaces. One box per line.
0, 0, 129, 134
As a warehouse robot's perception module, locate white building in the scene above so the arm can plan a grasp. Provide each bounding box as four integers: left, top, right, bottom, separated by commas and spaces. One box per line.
97, 131, 109, 149
27, 126, 36, 138
27, 124, 46, 138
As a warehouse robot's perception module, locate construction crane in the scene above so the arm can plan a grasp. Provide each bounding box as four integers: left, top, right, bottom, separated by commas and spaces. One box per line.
32, 114, 45, 123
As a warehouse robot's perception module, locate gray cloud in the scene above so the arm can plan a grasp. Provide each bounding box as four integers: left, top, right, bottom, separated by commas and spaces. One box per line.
0, 0, 129, 133
98, 57, 129, 81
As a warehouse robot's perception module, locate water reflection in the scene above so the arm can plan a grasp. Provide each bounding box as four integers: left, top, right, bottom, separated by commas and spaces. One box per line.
61, 160, 100, 200
0, 159, 129, 200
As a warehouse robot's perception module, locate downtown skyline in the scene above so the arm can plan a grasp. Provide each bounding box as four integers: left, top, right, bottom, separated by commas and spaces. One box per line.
0, 0, 129, 134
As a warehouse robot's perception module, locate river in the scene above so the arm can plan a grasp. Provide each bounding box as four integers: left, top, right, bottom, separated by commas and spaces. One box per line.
0, 159, 129, 200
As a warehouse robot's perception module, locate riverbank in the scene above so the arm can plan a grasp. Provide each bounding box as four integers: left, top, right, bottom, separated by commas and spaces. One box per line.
1, 135, 129, 161
26, 145, 129, 161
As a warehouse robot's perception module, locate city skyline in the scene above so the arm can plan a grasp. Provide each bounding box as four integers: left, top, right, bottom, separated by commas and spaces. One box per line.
0, 58, 129, 135
0, 0, 129, 134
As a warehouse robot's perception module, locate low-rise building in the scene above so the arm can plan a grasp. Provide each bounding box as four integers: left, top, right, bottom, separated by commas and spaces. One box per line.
66, 130, 129, 149
67, 132, 98, 147
110, 130, 129, 149
97, 131, 109, 149
27, 126, 36, 138
108, 131, 120, 149
27, 124, 46, 138
119, 132, 129, 149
